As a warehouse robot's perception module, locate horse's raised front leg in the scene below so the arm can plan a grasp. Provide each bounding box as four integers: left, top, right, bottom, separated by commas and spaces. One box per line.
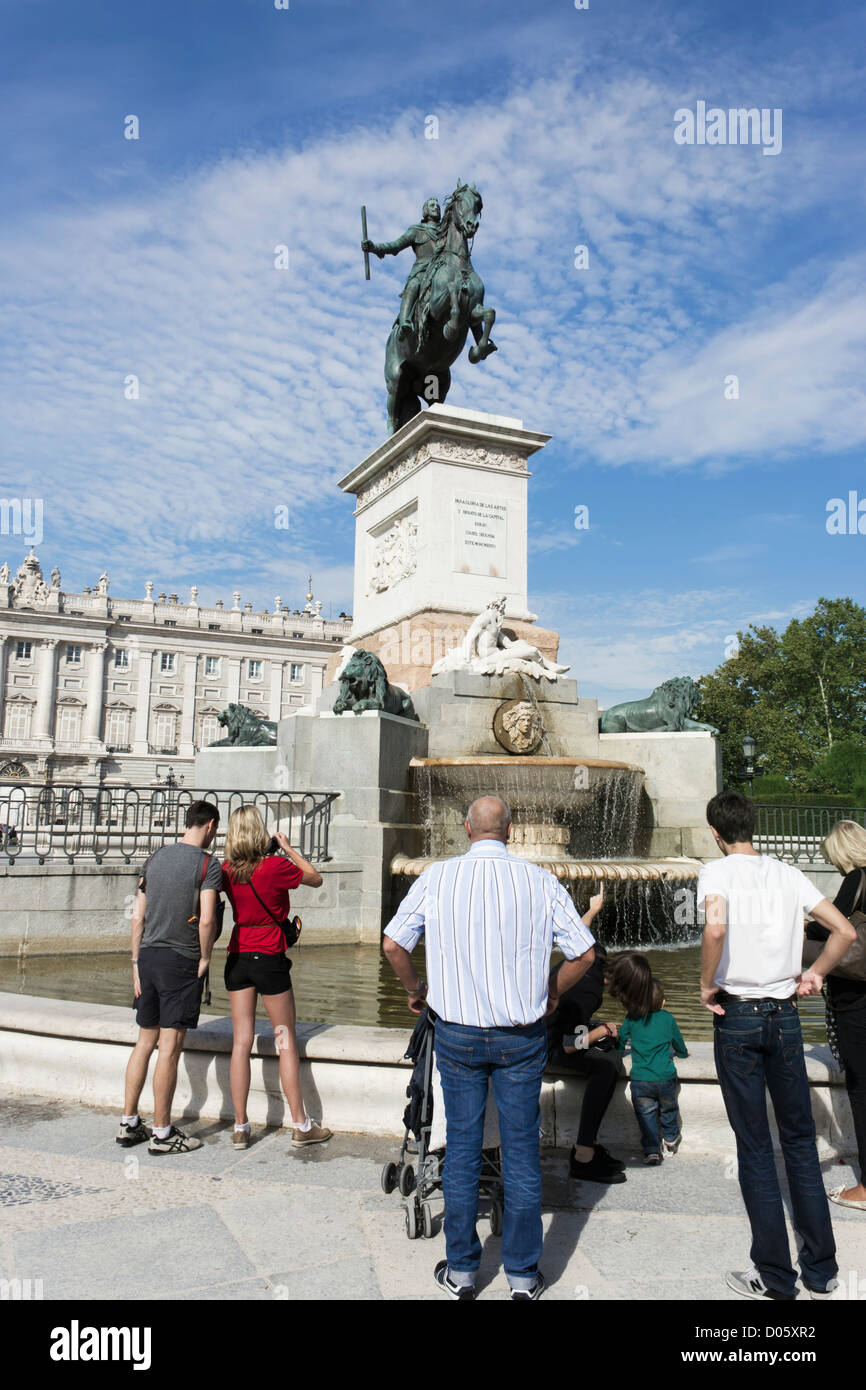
468, 303, 497, 363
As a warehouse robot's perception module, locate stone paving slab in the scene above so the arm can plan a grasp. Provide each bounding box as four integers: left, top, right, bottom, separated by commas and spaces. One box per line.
1, 1097, 863, 1302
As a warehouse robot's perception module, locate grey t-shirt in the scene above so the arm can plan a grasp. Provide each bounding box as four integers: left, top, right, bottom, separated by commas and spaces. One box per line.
139, 843, 222, 960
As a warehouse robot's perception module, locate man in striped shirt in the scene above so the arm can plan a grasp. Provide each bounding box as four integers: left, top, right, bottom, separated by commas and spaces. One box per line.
383, 795, 599, 1301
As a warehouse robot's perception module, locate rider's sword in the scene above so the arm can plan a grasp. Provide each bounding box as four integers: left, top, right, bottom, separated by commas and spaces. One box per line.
361, 205, 370, 281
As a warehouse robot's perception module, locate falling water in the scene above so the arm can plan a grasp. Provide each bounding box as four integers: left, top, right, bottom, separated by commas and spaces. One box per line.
400, 756, 699, 946
517, 673, 553, 757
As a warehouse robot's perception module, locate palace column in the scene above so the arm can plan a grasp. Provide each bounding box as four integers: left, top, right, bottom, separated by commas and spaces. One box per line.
309, 662, 324, 705
132, 650, 154, 755
179, 654, 197, 758
33, 638, 59, 741
226, 656, 241, 707
0, 636, 7, 734
269, 661, 284, 721
83, 641, 107, 743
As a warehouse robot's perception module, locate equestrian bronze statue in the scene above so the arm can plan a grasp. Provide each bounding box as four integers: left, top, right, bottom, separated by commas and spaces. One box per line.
362, 182, 498, 435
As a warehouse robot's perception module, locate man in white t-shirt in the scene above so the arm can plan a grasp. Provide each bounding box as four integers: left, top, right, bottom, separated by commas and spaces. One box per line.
698, 791, 856, 1303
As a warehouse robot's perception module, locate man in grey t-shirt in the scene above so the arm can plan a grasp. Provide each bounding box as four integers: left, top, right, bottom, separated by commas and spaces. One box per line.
116, 800, 221, 1156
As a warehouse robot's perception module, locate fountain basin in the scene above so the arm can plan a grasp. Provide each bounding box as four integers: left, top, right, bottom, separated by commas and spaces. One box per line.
391, 853, 701, 883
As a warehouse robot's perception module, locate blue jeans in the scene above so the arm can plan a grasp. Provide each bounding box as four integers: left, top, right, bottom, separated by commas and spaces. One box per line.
629, 1078, 681, 1154
714, 997, 837, 1296
433, 1015, 547, 1290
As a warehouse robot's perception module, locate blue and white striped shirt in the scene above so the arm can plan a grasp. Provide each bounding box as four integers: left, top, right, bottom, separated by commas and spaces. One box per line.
383, 839, 595, 1028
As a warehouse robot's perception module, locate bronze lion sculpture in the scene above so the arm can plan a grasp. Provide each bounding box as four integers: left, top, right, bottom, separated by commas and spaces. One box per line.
210, 702, 278, 747
333, 649, 418, 720
599, 677, 718, 735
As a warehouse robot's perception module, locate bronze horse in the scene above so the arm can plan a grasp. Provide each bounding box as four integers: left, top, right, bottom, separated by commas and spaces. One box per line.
383, 182, 497, 435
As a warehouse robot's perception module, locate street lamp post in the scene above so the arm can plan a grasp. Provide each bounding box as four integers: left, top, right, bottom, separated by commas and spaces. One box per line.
742, 734, 757, 796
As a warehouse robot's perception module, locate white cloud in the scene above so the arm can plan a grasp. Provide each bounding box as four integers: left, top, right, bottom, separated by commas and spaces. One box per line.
0, 64, 861, 617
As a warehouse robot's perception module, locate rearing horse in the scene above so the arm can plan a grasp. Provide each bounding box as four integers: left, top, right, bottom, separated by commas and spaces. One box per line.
383, 182, 497, 435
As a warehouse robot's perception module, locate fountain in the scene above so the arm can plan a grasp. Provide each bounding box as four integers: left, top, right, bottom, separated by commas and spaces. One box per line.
194, 403, 721, 947
389, 746, 704, 948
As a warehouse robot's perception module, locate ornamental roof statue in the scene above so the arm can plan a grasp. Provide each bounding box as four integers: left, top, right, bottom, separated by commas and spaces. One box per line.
361, 181, 498, 434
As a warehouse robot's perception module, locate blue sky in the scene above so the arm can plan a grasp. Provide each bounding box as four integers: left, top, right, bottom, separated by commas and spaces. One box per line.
1, 0, 864, 704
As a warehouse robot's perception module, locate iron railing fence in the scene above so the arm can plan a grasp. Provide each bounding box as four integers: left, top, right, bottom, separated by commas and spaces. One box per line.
0, 784, 338, 866
754, 803, 866, 864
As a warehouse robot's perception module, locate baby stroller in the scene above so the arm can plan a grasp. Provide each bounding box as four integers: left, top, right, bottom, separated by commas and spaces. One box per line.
380, 1006, 504, 1241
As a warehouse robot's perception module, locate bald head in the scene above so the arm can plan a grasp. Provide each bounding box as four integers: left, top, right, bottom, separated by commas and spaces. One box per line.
465, 795, 512, 842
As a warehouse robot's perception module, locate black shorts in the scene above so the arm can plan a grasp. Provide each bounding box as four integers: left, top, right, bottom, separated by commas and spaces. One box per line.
134, 946, 204, 1030
224, 951, 293, 995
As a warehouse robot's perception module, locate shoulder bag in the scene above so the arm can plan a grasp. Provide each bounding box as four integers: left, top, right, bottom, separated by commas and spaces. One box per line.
803, 869, 866, 982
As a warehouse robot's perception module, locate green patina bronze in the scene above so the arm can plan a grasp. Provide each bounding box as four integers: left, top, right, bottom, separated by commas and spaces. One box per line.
599, 677, 719, 735
361, 181, 497, 434
209, 702, 278, 747
333, 650, 418, 720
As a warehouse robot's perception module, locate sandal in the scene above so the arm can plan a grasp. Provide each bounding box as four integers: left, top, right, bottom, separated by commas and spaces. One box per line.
828, 1186, 866, 1210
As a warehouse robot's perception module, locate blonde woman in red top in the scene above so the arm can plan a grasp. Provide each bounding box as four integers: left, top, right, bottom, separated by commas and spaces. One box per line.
222, 805, 331, 1149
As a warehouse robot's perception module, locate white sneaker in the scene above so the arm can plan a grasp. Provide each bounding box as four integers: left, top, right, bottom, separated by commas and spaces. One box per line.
725, 1267, 795, 1301
662, 1134, 682, 1156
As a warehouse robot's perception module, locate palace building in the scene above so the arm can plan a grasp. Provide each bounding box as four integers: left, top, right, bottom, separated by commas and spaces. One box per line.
0, 550, 351, 788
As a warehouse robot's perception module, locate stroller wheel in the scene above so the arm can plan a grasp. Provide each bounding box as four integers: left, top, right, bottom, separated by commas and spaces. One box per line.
404, 1202, 420, 1240
398, 1162, 416, 1196
489, 1199, 503, 1237
380, 1161, 398, 1195
421, 1201, 434, 1240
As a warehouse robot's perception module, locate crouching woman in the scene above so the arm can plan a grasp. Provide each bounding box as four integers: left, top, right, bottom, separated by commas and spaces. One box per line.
222, 806, 331, 1149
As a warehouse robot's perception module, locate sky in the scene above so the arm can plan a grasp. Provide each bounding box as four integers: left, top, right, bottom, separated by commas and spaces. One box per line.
1, 0, 864, 705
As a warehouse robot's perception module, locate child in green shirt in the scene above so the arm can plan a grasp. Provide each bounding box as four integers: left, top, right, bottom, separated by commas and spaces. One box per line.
618, 978, 689, 1165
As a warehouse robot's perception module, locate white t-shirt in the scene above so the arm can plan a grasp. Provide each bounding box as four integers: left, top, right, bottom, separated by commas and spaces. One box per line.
697, 853, 824, 999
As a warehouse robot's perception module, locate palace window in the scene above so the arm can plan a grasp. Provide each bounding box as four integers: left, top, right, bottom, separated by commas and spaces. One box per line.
248, 660, 262, 679
4, 702, 32, 741
290, 663, 305, 682
159, 652, 176, 674
104, 707, 131, 747
14, 641, 32, 660
113, 649, 130, 669
65, 645, 82, 664
204, 656, 220, 676
153, 710, 177, 748
198, 714, 221, 747
56, 704, 82, 743
163, 620, 177, 628
208, 624, 221, 631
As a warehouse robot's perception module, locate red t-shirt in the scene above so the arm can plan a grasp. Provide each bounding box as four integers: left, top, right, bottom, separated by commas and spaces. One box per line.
222, 855, 303, 955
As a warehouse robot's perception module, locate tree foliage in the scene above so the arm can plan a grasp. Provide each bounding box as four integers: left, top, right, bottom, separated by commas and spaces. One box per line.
696, 598, 866, 792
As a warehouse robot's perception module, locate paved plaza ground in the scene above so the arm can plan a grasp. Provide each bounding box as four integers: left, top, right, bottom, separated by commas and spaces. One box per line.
1, 1095, 863, 1302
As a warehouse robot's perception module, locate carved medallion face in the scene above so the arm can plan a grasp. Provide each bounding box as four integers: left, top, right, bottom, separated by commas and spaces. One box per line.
493, 698, 544, 756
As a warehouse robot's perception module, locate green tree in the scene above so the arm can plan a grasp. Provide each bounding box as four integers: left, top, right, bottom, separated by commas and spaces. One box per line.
696, 598, 866, 791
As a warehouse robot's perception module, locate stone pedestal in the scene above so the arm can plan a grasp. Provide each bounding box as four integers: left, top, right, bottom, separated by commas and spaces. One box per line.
194, 745, 284, 793
327, 610, 562, 694
599, 730, 723, 859
278, 708, 429, 941
337, 404, 554, 688
411, 670, 600, 759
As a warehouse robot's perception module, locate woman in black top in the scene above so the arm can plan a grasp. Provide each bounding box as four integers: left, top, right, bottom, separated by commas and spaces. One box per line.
546, 949, 650, 1184
809, 820, 866, 1208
